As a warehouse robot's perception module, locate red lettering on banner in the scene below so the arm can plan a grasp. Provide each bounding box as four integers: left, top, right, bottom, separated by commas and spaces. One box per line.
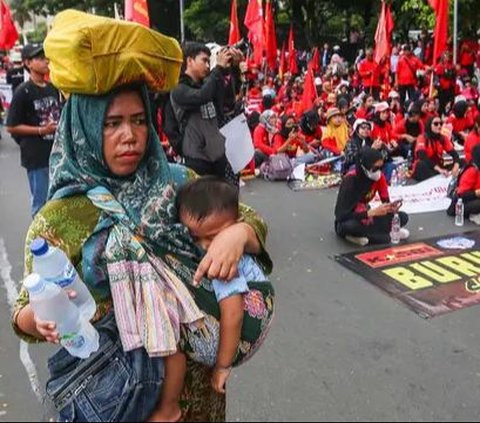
355, 243, 443, 269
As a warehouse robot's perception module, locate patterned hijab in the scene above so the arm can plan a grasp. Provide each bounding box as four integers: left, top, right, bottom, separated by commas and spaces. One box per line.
48, 84, 199, 260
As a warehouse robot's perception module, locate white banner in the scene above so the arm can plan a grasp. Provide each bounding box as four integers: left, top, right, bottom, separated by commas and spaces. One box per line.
0, 83, 13, 108
221, 114, 254, 174
372, 175, 453, 215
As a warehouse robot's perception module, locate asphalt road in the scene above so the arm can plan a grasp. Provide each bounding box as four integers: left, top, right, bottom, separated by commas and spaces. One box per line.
2, 132, 480, 422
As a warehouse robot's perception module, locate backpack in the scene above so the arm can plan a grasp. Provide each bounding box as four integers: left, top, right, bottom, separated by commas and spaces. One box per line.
260, 154, 294, 181
162, 93, 190, 156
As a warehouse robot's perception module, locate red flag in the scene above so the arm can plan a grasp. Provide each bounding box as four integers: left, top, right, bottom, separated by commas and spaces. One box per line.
301, 67, 316, 113
264, 0, 277, 71
0, 0, 18, 50
374, 1, 394, 64
244, 0, 264, 66
125, 0, 150, 27
308, 48, 320, 73
288, 25, 298, 74
228, 0, 240, 46
428, 0, 449, 65
279, 42, 286, 80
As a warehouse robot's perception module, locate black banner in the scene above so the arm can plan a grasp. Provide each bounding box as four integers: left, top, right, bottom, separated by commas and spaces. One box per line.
335, 232, 480, 318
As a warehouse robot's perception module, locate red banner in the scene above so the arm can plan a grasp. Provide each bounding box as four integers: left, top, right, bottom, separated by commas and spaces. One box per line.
228, 0, 240, 46
0, 0, 19, 50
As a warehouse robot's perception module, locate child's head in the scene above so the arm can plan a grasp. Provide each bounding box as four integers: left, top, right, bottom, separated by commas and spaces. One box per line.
176, 177, 239, 250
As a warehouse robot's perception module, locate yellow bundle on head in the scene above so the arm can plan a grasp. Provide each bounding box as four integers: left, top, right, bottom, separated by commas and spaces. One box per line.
44, 9, 183, 95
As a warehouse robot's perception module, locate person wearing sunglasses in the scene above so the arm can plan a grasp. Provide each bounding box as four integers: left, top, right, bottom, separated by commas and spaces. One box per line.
412, 116, 461, 182
335, 147, 409, 246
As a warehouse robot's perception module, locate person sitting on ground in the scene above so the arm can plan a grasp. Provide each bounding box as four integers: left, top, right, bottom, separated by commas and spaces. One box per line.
152, 177, 275, 421
371, 102, 400, 181
273, 114, 318, 164
299, 109, 323, 148
447, 99, 475, 145
447, 145, 480, 224
464, 115, 480, 163
253, 109, 278, 167
321, 107, 350, 155
355, 94, 375, 121
412, 116, 461, 182
334, 147, 409, 246
343, 119, 378, 174
394, 106, 424, 158
387, 91, 404, 126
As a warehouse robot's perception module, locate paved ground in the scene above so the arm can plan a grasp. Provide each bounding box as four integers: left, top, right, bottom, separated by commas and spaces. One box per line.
2, 132, 480, 421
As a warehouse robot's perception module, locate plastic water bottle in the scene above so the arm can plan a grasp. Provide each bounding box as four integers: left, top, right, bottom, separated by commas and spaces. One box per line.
31, 238, 96, 320
24, 274, 99, 359
391, 169, 399, 187
391, 213, 401, 244
400, 164, 407, 186
455, 198, 465, 227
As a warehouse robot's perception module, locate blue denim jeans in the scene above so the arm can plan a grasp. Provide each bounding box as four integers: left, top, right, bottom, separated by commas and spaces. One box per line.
46, 312, 164, 422
26, 167, 49, 218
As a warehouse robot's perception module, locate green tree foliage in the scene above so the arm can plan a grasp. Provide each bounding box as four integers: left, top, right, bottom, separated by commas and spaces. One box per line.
9, 0, 480, 48
22, 0, 115, 16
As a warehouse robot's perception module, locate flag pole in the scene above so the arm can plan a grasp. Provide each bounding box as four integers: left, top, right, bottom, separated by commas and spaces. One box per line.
179, 0, 185, 43
453, 0, 458, 65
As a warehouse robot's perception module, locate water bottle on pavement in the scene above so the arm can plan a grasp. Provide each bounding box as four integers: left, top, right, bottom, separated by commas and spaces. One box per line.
391, 213, 401, 244
455, 198, 465, 227
391, 169, 398, 187
24, 273, 99, 359
30, 238, 96, 320
400, 164, 407, 186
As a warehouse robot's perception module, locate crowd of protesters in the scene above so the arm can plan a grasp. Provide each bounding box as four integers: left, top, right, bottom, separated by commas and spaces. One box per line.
156, 35, 480, 245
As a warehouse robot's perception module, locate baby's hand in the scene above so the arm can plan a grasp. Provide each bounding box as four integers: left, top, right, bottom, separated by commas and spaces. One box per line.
211, 366, 232, 394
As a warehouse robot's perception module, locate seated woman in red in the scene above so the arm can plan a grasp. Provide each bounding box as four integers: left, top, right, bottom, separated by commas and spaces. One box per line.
355, 94, 375, 121
413, 116, 461, 182
447, 100, 475, 145
253, 110, 278, 167
447, 144, 480, 222
464, 115, 480, 163
335, 147, 409, 246
273, 115, 318, 165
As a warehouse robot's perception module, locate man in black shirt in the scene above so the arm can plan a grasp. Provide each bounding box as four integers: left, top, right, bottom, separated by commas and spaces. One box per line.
6, 44, 61, 218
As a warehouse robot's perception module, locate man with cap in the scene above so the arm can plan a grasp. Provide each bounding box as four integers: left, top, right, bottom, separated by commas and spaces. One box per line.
6, 43, 62, 218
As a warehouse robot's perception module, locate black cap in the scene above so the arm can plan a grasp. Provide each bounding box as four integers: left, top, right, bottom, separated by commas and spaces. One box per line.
21, 43, 44, 61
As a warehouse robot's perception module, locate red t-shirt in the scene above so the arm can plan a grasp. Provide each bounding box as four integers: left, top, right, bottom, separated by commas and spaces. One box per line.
458, 166, 480, 196
372, 122, 397, 145
302, 126, 323, 144
397, 54, 423, 86
434, 63, 456, 90
394, 118, 424, 140
415, 134, 454, 167
464, 130, 480, 163
358, 59, 381, 88
447, 113, 475, 133
253, 125, 276, 156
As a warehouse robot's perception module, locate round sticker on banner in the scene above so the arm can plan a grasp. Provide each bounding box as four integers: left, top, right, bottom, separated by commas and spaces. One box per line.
436, 237, 476, 250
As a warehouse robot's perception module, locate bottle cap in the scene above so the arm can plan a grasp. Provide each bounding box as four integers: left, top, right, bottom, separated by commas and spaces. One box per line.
30, 238, 49, 256
23, 273, 45, 295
